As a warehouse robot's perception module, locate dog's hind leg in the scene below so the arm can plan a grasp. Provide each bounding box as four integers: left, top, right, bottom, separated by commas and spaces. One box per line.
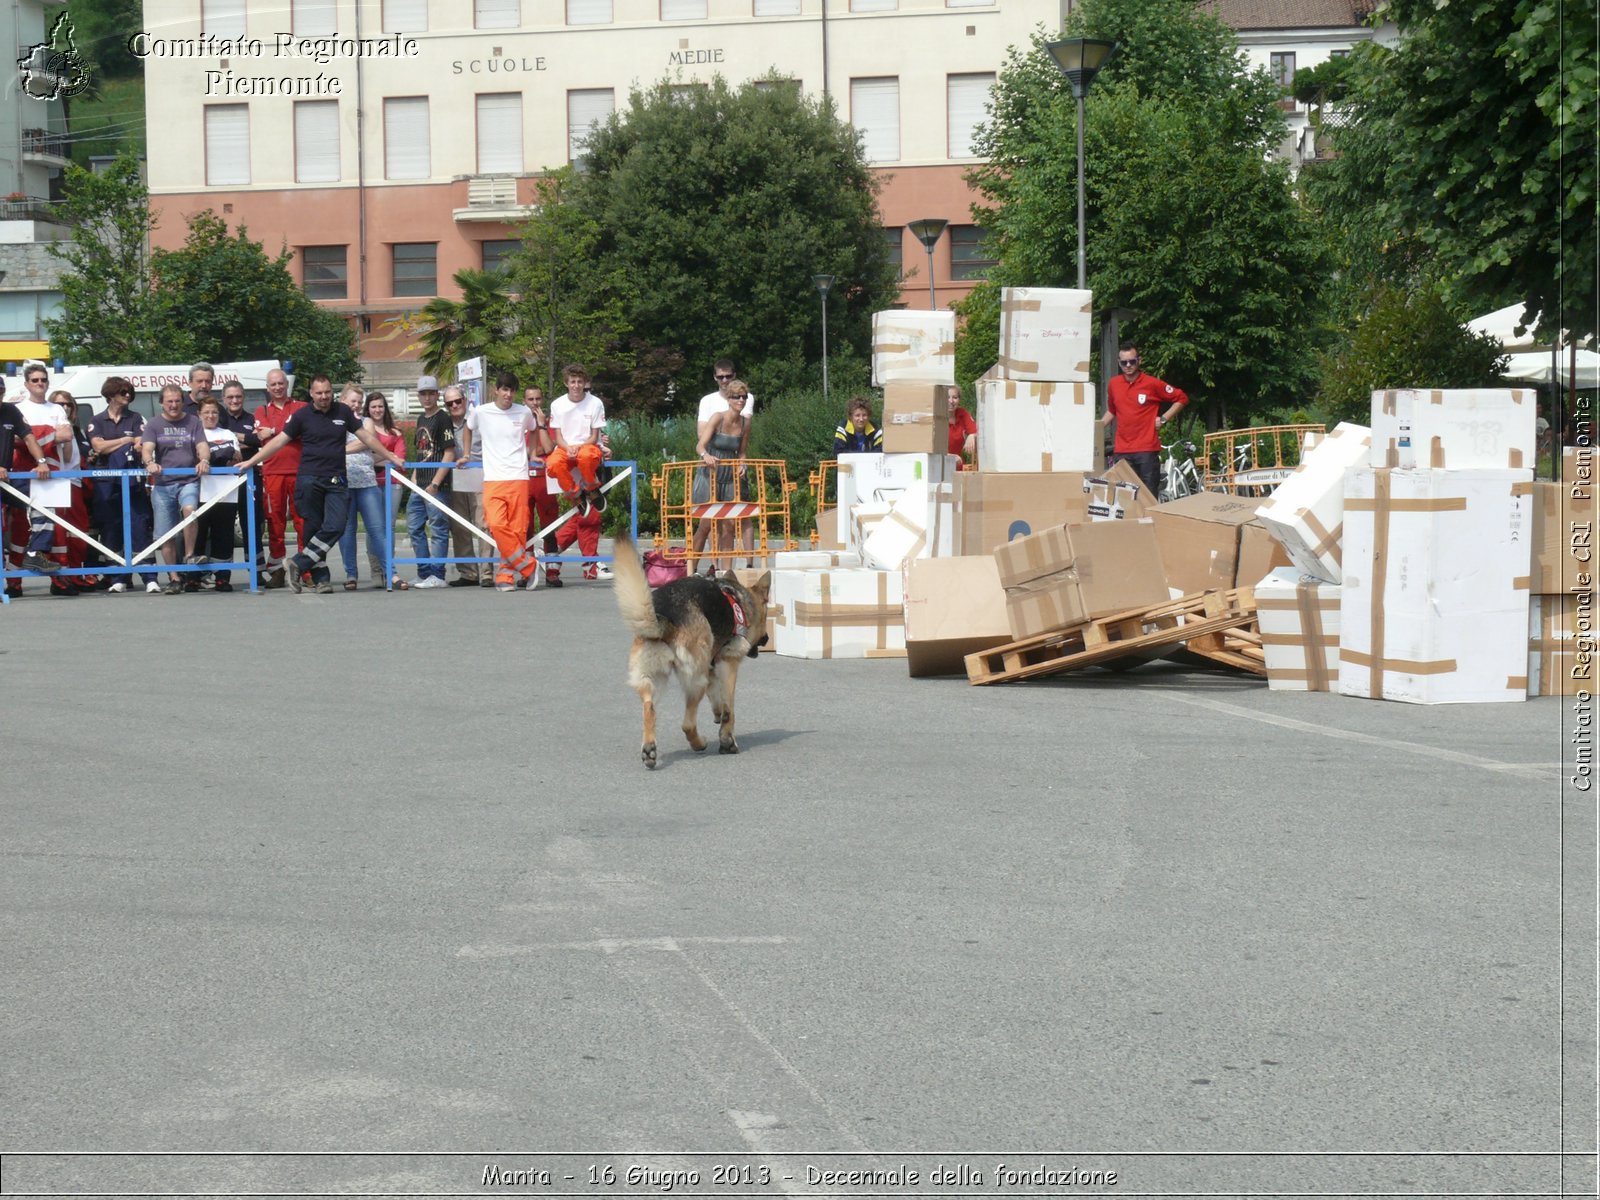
635, 675, 659, 769
714, 659, 740, 754
679, 667, 709, 752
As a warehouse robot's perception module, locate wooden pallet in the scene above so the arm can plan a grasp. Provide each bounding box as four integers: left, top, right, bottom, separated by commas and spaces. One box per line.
965, 587, 1259, 686
1184, 619, 1267, 676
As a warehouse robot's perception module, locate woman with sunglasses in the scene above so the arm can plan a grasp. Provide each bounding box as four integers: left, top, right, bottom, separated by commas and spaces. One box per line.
336, 383, 392, 590
353, 390, 409, 590
87, 377, 161, 593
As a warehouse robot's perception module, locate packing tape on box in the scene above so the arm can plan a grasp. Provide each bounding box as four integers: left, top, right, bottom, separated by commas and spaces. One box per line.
890, 411, 937, 425
1381, 392, 1399, 416
1340, 648, 1459, 676
1358, 468, 1390, 697
881, 506, 928, 560
795, 572, 901, 656
1296, 580, 1332, 692
999, 296, 1092, 315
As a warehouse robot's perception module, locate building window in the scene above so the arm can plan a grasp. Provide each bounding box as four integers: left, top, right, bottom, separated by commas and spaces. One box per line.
849, 77, 899, 163
950, 225, 995, 281
294, 101, 340, 183
383, 0, 428, 31
945, 0, 993, 8
302, 246, 348, 300
753, 78, 802, 93
476, 0, 520, 27
947, 73, 993, 159
882, 227, 903, 280
392, 243, 438, 298
662, 0, 706, 15
292, 0, 337, 35
567, 0, 613, 24
851, 0, 895, 10
476, 93, 523, 174
384, 97, 430, 180
754, 0, 801, 12
567, 88, 615, 166
204, 105, 250, 187
202, 0, 246, 38
1270, 51, 1296, 90
482, 239, 519, 274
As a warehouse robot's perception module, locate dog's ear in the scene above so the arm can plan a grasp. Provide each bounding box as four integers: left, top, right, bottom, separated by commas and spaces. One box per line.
751, 571, 772, 596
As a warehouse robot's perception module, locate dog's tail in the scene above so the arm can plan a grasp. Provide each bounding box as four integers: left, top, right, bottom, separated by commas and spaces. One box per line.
610, 535, 664, 640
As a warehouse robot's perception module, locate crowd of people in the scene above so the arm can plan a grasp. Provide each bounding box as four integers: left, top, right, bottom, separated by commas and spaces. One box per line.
0, 359, 629, 598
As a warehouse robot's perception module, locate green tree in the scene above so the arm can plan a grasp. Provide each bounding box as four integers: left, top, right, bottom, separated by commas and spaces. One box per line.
967, 0, 1327, 423
413, 268, 521, 379
571, 75, 898, 408
44, 153, 167, 361
1325, 0, 1596, 340
1317, 281, 1508, 424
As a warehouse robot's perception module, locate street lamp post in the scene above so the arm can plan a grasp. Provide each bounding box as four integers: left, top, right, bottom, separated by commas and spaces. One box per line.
813, 273, 835, 409
1044, 37, 1118, 290
907, 218, 948, 310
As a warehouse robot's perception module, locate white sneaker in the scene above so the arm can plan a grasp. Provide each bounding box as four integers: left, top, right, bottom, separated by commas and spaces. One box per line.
414, 576, 444, 589
108, 581, 128, 593
526, 568, 540, 591
496, 582, 515, 592
145, 581, 162, 594
591, 564, 614, 581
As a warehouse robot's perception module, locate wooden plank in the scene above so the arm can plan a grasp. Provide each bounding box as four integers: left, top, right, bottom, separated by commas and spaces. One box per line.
863, 647, 907, 659
968, 607, 1256, 685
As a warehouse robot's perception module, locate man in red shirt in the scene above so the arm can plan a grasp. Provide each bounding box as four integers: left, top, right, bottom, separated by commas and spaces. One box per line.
1101, 342, 1189, 498
253, 367, 305, 587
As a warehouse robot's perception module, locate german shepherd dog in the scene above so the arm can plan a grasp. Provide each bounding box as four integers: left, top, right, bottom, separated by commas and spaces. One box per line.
611, 536, 772, 769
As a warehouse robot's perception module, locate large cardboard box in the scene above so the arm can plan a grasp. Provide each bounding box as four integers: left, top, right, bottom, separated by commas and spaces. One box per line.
993, 519, 1168, 639
1085, 460, 1157, 520
836, 452, 957, 548
903, 556, 1012, 677
1253, 421, 1372, 583
862, 479, 954, 570
812, 507, 845, 551
1255, 567, 1341, 692
1370, 388, 1537, 470
774, 549, 859, 569
1339, 468, 1532, 704
882, 382, 950, 455
1236, 521, 1295, 589
872, 310, 956, 386
975, 374, 1096, 473
995, 286, 1093, 382
1529, 481, 1600, 593
1528, 595, 1594, 697
1148, 492, 1261, 595
952, 467, 1156, 557
771, 568, 904, 659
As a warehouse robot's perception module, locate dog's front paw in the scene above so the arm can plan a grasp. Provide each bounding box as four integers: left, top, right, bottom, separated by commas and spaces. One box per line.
719, 735, 739, 755
641, 742, 657, 770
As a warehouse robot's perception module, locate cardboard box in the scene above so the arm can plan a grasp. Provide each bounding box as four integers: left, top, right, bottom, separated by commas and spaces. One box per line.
1253, 421, 1372, 583
995, 286, 1093, 382
1148, 492, 1261, 595
993, 518, 1168, 639
771, 567, 904, 659
952, 467, 1155, 557
1255, 566, 1340, 692
974, 374, 1096, 473
812, 506, 844, 551
836, 452, 957, 547
1528, 595, 1594, 697
732, 567, 778, 653
1529, 481, 1600, 593
774, 550, 860, 569
862, 479, 954, 570
850, 501, 893, 551
1370, 388, 1537, 470
882, 382, 950, 455
1339, 468, 1532, 704
872, 310, 956, 386
903, 556, 1012, 677
1085, 460, 1156, 520
1236, 521, 1295, 589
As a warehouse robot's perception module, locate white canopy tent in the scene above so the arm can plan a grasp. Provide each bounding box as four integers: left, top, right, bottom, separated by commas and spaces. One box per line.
1502, 348, 1600, 388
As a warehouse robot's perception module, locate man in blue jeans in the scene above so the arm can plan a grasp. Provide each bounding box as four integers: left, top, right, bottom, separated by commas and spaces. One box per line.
405, 375, 457, 588
234, 374, 404, 594
140, 384, 212, 594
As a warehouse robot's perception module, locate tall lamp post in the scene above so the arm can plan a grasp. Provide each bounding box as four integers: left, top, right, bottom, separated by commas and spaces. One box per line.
813, 273, 835, 409
907, 218, 948, 310
1044, 37, 1118, 289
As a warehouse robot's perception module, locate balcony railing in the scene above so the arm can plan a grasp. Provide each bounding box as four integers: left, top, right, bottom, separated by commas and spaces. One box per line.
0, 195, 65, 222
22, 128, 68, 159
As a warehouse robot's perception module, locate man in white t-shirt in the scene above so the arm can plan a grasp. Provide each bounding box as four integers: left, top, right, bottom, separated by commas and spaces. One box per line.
547, 363, 608, 517
694, 358, 757, 563
464, 370, 541, 591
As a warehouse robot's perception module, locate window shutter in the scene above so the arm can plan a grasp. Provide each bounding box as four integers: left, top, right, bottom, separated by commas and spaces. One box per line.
566, 0, 613, 24
384, 97, 431, 180
946, 73, 992, 158
294, 101, 341, 182
382, 0, 427, 32
475, 0, 520, 28
567, 89, 614, 164
476, 93, 523, 174
293, 0, 337, 35
205, 105, 250, 186
753, 0, 800, 12
202, 0, 247, 38
850, 0, 896, 12
662, 0, 706, 17
850, 78, 899, 163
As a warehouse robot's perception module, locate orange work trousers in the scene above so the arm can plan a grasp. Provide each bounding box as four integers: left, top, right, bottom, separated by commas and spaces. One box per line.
262, 473, 304, 560
546, 444, 603, 495
483, 479, 537, 586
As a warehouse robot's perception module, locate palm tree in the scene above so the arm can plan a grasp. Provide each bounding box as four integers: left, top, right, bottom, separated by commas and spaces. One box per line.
414, 267, 518, 377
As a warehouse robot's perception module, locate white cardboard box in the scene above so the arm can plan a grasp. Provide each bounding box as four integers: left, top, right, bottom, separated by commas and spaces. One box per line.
849, 501, 893, 553
1338, 468, 1532, 704
773, 550, 861, 569
975, 373, 1096, 473
862, 479, 955, 570
836, 452, 957, 548
772, 567, 905, 659
995, 287, 1093, 382
1254, 422, 1372, 584
1255, 566, 1341, 692
872, 310, 956, 386
1370, 388, 1538, 470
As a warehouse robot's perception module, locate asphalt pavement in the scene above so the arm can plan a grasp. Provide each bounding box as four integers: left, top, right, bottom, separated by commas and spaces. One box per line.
1, 569, 1593, 1198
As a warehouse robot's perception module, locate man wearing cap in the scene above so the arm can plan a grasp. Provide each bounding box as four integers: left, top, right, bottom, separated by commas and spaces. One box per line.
445, 384, 488, 587
406, 375, 457, 588
253, 367, 305, 587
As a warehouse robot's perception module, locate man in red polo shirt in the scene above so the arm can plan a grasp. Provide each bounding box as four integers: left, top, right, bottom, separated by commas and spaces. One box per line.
1101, 342, 1189, 498
253, 367, 305, 587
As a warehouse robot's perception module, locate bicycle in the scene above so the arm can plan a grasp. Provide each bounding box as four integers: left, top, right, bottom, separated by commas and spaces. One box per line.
1159, 440, 1202, 502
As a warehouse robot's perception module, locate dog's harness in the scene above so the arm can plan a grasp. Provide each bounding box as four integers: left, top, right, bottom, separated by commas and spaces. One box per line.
717, 584, 750, 641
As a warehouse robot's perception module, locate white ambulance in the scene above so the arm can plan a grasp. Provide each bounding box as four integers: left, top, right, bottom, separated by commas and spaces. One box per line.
5, 360, 292, 420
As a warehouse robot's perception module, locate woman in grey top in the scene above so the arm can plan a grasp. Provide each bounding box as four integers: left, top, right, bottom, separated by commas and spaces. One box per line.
338, 383, 388, 589
693, 381, 751, 573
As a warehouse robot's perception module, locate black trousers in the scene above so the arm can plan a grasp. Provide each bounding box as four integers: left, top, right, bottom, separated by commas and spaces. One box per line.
1113, 450, 1161, 499
291, 475, 350, 585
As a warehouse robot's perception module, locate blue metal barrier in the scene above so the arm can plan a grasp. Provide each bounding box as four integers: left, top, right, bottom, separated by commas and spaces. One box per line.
384, 460, 639, 590
0, 466, 258, 603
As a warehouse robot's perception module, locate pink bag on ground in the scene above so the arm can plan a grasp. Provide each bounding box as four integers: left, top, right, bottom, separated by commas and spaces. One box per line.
642, 550, 688, 588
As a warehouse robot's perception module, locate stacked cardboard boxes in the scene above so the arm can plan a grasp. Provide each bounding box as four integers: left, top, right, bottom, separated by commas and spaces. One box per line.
1526, 447, 1597, 695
